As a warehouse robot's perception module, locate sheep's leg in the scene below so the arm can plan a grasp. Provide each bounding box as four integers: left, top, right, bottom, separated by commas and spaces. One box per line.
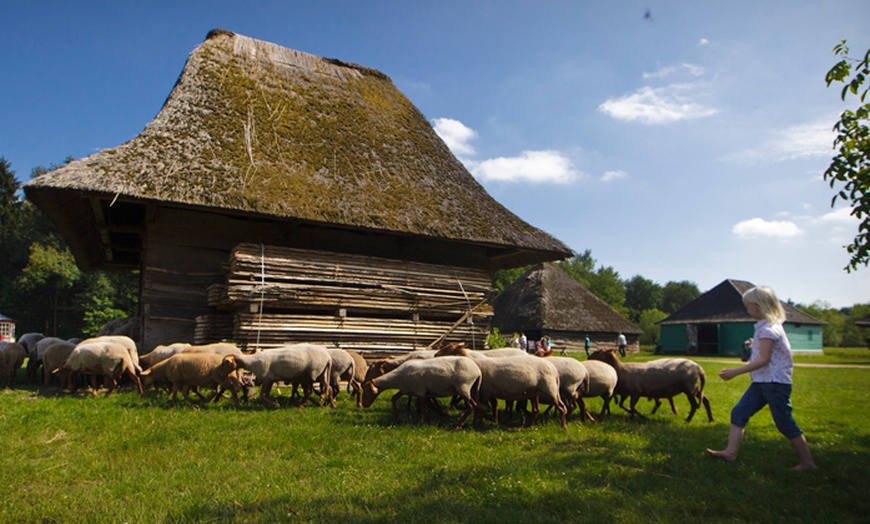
668, 397, 679, 415
578, 398, 595, 422
260, 380, 279, 408
103, 376, 117, 398
456, 394, 477, 428
628, 395, 645, 418
526, 397, 541, 427
390, 392, 405, 422
555, 399, 568, 429
684, 391, 700, 422
701, 394, 714, 422
599, 394, 612, 417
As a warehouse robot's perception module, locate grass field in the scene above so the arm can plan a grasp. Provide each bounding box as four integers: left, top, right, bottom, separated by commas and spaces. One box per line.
1, 351, 868, 523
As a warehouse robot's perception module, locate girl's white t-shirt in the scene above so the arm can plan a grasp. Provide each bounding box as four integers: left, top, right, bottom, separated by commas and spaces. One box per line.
749, 320, 793, 384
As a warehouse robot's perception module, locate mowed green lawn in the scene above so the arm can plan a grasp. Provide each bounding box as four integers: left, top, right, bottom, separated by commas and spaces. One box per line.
1, 352, 868, 523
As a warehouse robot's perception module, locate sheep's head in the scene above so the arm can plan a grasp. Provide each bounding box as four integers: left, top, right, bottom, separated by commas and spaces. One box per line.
433, 342, 467, 358
588, 349, 619, 365
360, 381, 380, 408
221, 355, 239, 372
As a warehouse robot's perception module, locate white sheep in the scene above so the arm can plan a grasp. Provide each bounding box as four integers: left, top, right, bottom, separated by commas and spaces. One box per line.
60, 341, 143, 397
347, 350, 368, 406
0, 341, 26, 384
578, 359, 619, 417
436, 343, 567, 429
140, 352, 244, 407
77, 335, 142, 373
222, 343, 333, 408
360, 356, 481, 427
326, 348, 357, 405
544, 356, 592, 420
139, 342, 192, 369
587, 349, 713, 422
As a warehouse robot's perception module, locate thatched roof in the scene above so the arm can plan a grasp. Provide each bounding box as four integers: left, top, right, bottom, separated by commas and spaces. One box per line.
23, 29, 570, 271
491, 263, 641, 335
659, 279, 825, 325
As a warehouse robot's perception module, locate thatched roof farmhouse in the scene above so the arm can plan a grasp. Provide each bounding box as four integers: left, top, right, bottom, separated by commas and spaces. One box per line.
491, 263, 641, 354
24, 30, 571, 353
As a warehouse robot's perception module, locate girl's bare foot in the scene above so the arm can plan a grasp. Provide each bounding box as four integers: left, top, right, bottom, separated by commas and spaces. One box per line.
706, 449, 736, 461
793, 463, 817, 471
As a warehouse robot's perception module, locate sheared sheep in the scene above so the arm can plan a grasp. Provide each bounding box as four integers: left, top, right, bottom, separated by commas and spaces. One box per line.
140, 352, 244, 407
587, 349, 713, 422
78, 335, 142, 373
347, 350, 367, 406
326, 348, 358, 405
222, 344, 333, 408
543, 356, 592, 421
578, 359, 618, 417
18, 332, 44, 381
0, 341, 26, 384
361, 356, 481, 427
436, 344, 567, 429
41, 340, 76, 387
139, 341, 241, 369
59, 342, 143, 397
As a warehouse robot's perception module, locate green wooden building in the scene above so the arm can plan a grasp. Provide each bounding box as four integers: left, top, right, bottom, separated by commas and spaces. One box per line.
658, 279, 825, 355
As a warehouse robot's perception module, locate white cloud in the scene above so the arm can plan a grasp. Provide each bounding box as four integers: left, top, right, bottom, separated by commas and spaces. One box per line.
472, 150, 579, 184
643, 63, 704, 80
432, 117, 477, 157
818, 206, 856, 224
728, 117, 835, 164
732, 218, 804, 240
602, 170, 627, 182
698, 38, 710, 46
598, 84, 717, 125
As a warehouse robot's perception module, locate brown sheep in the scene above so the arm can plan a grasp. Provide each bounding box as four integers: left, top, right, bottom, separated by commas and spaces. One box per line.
140, 352, 244, 407
587, 349, 713, 422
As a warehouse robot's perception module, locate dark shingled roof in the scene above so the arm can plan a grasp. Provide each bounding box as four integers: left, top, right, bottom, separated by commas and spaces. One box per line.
23, 29, 571, 270
659, 279, 825, 325
491, 262, 641, 334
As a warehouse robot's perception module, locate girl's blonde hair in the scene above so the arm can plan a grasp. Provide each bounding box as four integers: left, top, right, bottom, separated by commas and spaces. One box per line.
742, 286, 786, 324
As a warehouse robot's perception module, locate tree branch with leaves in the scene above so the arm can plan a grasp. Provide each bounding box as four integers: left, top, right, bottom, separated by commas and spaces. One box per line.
825, 40, 870, 272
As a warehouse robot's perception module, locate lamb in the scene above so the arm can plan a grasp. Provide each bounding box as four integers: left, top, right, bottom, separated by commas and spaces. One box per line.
222, 343, 333, 408
140, 352, 244, 407
0, 341, 26, 384
360, 356, 481, 427
59, 341, 143, 397
578, 359, 619, 417
587, 349, 713, 422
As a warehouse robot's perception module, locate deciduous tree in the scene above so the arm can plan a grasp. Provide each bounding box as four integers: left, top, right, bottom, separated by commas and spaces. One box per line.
825, 41, 870, 272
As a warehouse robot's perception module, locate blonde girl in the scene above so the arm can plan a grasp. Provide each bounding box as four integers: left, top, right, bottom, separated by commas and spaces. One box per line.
706, 286, 816, 471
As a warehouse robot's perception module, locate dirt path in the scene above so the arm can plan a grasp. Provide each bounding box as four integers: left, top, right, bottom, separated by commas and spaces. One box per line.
697, 358, 870, 369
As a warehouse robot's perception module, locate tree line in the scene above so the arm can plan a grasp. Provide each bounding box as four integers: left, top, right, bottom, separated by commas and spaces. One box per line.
493, 250, 870, 348
1, 156, 868, 348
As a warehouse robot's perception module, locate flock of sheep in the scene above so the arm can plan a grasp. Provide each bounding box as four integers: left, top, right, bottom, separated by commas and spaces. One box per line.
0, 333, 714, 428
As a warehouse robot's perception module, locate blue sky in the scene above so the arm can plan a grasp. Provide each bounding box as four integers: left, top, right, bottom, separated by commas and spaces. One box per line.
2, 1, 869, 307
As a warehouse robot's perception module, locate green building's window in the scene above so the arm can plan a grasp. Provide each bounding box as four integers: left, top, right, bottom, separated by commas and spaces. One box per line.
807, 330, 814, 341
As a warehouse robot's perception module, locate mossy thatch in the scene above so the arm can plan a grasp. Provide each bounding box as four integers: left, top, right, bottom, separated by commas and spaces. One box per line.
491, 263, 641, 335
24, 29, 571, 268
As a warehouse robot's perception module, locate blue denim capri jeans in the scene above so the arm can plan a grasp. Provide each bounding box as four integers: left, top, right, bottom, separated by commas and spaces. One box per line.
731, 382, 803, 439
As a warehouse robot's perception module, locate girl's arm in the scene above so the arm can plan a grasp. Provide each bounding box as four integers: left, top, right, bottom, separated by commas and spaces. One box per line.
718, 339, 773, 381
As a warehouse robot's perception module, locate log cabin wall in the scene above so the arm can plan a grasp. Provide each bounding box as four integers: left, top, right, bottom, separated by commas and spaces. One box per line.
141, 207, 495, 354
